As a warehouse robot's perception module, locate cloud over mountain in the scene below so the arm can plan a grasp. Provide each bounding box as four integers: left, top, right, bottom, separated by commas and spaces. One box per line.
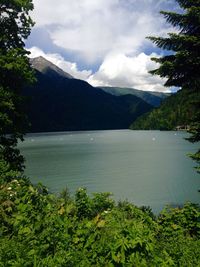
27, 0, 180, 91
88, 52, 167, 91
29, 48, 168, 92
28, 47, 92, 81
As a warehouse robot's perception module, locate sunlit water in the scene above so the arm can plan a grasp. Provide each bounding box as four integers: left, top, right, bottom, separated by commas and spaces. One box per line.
19, 130, 200, 213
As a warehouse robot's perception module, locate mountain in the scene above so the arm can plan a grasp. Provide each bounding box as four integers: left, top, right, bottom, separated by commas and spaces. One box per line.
130, 88, 199, 130
99, 86, 170, 107
30, 56, 74, 79
24, 57, 153, 132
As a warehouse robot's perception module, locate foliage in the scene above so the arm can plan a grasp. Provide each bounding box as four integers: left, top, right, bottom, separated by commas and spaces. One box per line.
0, 0, 35, 171
0, 176, 200, 266
147, 0, 200, 90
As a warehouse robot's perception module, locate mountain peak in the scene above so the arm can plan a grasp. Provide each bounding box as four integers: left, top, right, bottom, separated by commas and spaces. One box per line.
30, 56, 74, 79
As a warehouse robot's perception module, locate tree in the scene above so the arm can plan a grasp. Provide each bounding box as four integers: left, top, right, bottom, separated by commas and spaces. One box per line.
148, 0, 200, 172
0, 1, 35, 171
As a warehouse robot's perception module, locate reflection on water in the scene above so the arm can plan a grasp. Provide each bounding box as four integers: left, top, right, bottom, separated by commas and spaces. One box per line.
19, 130, 200, 213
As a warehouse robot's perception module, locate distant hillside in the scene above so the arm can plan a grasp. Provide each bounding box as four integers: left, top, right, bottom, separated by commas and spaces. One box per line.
99, 86, 170, 107
24, 57, 153, 132
130, 88, 199, 130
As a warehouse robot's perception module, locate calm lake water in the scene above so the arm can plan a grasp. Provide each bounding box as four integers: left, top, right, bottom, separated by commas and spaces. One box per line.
19, 130, 200, 213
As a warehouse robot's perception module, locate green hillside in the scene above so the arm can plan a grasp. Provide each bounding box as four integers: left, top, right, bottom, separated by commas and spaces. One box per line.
130, 89, 200, 130
99, 86, 170, 107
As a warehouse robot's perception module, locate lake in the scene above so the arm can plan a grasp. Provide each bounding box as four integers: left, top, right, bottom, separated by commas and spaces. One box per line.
19, 130, 200, 213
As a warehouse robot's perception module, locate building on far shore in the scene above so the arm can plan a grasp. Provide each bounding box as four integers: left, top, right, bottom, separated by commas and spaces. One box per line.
175, 125, 190, 131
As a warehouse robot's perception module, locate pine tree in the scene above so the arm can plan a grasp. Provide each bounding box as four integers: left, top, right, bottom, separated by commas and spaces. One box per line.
148, 0, 200, 172
0, 1, 35, 171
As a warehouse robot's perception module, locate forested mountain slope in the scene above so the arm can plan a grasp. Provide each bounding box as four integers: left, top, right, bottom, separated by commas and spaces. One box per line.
24, 57, 153, 132
130, 89, 199, 130
99, 86, 170, 107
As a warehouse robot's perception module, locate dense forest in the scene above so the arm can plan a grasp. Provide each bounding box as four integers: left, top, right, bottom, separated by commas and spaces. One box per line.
130, 88, 200, 130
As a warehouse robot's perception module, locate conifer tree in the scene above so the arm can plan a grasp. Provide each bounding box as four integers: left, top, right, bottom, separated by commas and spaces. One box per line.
0, 1, 35, 171
148, 0, 200, 171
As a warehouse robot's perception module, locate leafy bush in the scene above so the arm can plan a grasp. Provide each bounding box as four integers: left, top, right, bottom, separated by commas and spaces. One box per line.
0, 176, 200, 266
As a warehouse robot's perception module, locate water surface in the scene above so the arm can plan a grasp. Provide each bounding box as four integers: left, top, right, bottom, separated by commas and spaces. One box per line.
19, 130, 200, 212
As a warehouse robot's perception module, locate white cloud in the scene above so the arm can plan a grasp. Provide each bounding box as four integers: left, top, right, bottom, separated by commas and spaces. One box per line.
87, 52, 168, 92
31, 0, 174, 63
27, 47, 92, 80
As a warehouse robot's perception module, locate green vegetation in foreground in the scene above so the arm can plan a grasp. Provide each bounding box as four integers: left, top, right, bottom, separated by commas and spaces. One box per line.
130, 88, 200, 130
1, 167, 200, 266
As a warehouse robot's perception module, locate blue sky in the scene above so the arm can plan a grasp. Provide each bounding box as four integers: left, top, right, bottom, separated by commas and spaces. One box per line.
26, 0, 180, 92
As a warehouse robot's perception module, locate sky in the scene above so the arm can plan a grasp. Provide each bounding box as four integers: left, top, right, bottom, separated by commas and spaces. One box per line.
26, 0, 180, 92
